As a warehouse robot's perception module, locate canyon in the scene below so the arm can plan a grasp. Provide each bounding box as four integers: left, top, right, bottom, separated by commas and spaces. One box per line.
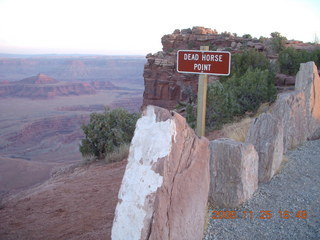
1, 27, 319, 240
0, 55, 145, 196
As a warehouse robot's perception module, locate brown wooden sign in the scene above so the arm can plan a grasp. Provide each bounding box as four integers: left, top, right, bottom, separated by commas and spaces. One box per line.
177, 50, 231, 75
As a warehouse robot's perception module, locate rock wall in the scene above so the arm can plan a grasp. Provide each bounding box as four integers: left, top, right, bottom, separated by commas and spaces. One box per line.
112, 105, 210, 240
245, 61, 320, 184
114, 59, 320, 236
209, 61, 320, 207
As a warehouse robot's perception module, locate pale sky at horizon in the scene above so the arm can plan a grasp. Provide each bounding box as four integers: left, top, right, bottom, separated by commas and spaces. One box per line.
0, 0, 319, 55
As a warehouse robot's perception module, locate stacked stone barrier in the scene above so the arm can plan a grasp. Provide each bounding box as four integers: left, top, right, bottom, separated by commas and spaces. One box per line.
112, 62, 319, 239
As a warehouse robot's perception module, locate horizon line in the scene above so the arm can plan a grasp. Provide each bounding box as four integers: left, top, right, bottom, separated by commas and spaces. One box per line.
0, 52, 147, 58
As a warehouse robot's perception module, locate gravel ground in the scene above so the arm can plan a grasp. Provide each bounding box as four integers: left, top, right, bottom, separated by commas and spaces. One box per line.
204, 139, 320, 240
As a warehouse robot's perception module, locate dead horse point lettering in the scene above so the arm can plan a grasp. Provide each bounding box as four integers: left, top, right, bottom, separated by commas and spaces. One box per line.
183, 53, 223, 71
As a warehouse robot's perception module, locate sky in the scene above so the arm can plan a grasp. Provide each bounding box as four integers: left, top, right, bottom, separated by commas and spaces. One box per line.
0, 0, 319, 55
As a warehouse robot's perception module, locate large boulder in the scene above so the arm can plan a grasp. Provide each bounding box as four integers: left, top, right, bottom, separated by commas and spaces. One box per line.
270, 91, 307, 153
246, 113, 284, 183
209, 139, 258, 208
295, 61, 320, 140
112, 105, 210, 240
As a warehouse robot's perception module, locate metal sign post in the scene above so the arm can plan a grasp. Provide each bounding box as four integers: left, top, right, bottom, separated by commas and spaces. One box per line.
176, 47, 231, 136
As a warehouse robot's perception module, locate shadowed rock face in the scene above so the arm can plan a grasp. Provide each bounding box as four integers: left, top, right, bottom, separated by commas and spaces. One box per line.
112, 105, 210, 240
246, 112, 284, 183
271, 91, 308, 153
295, 61, 320, 140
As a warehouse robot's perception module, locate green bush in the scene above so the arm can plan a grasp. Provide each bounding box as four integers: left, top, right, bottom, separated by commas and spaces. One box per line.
242, 34, 252, 39
227, 68, 276, 114
229, 50, 270, 77
270, 32, 287, 53
185, 103, 197, 129
206, 81, 239, 127
79, 108, 140, 160
206, 68, 276, 129
278, 47, 320, 75
313, 48, 320, 67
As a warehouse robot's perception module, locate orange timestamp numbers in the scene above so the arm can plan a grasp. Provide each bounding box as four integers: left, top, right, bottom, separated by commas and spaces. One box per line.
211, 210, 308, 220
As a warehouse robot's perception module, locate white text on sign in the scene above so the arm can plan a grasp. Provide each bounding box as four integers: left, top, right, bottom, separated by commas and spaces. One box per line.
194, 64, 211, 71
183, 53, 223, 71
183, 53, 223, 62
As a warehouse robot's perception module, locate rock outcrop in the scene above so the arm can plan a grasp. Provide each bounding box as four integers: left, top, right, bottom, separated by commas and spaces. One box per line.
142, 26, 320, 110
112, 105, 210, 240
209, 138, 258, 208
295, 61, 320, 140
246, 113, 284, 183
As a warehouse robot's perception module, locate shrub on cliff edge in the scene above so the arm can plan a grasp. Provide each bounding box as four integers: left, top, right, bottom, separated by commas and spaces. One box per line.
79, 108, 139, 162
206, 68, 276, 129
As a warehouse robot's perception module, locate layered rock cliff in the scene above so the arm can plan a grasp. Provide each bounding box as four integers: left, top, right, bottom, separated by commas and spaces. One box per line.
142, 26, 319, 110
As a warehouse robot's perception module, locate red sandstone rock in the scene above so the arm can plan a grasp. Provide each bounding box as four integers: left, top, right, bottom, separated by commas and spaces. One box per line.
112, 105, 210, 240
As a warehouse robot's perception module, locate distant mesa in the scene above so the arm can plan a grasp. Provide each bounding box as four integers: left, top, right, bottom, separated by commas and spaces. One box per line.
0, 80, 10, 84
18, 73, 59, 84
0, 73, 123, 99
